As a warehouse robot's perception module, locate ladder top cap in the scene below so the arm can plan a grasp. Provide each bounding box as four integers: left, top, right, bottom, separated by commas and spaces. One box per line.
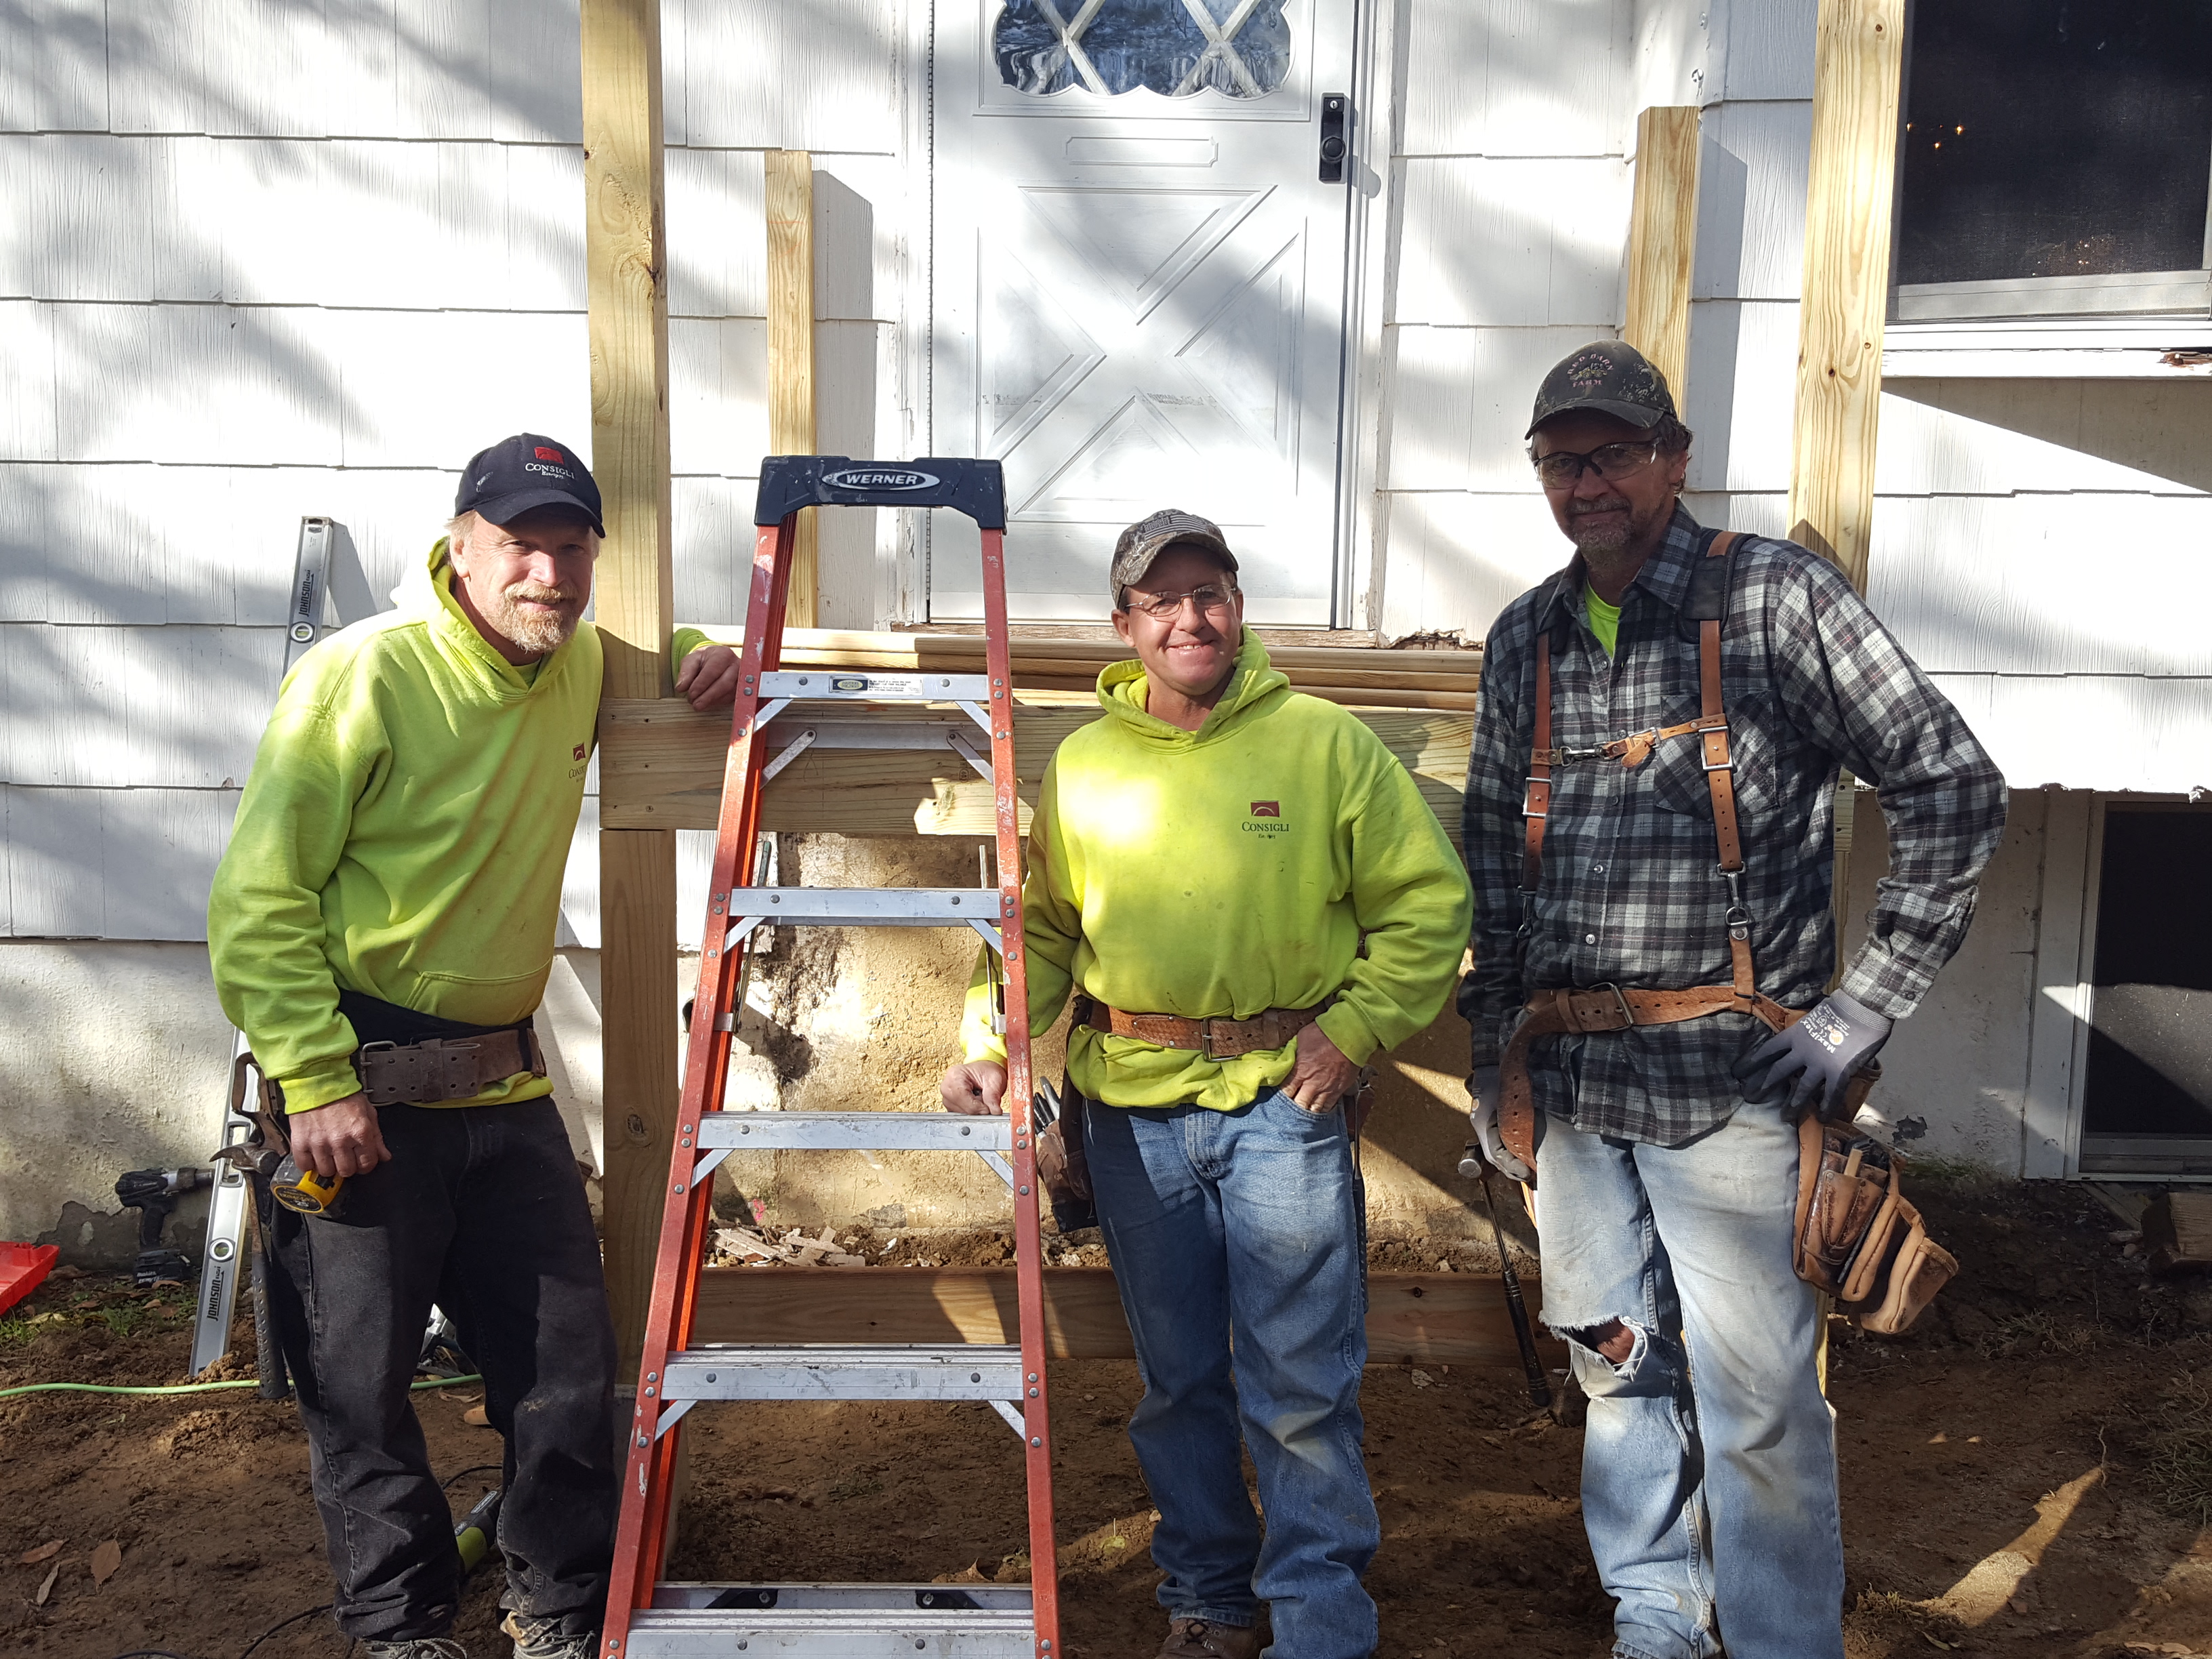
756, 456, 1007, 531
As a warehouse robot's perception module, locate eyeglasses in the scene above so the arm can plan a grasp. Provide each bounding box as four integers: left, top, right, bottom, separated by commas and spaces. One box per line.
1530, 440, 1663, 489
1121, 583, 1238, 620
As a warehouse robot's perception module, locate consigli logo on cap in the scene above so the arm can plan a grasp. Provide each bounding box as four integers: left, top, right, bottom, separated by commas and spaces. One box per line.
823, 467, 939, 491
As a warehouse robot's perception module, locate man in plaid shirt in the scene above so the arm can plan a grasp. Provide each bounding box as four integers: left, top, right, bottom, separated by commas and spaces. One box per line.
1460, 341, 2005, 1659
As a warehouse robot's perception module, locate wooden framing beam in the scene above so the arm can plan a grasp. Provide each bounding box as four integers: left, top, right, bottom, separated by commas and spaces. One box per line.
1788, 0, 1907, 593
581, 0, 678, 1365
1623, 104, 1701, 405
766, 150, 818, 628
694, 1267, 1562, 1370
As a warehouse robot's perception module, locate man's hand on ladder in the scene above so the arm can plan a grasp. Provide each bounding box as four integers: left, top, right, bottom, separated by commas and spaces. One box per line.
940, 1061, 1009, 1115
674, 644, 743, 710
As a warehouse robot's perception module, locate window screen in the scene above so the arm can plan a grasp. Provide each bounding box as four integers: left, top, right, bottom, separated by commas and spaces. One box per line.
1898, 1, 2212, 287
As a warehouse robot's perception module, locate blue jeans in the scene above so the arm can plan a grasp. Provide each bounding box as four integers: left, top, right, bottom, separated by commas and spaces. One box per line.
1084, 1090, 1378, 1659
1533, 1103, 1843, 1659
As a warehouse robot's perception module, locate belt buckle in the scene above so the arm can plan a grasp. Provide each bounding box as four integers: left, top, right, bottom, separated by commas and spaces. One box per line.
1589, 981, 1636, 1029
1199, 1018, 1228, 1063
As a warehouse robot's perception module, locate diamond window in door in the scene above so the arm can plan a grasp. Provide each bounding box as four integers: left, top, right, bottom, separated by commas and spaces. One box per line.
996, 0, 1293, 99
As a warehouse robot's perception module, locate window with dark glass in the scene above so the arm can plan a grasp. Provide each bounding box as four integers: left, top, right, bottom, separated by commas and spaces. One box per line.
995, 0, 1292, 100
1897, 1, 2212, 318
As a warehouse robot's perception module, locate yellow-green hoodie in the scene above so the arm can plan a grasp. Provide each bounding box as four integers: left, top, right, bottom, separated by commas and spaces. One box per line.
961, 632, 1473, 1109
207, 538, 709, 1113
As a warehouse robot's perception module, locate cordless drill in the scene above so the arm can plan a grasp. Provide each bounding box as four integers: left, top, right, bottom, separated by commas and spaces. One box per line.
112, 1168, 211, 1288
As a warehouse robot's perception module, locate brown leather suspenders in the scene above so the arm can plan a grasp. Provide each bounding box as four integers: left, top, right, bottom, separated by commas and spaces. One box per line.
1499, 531, 1799, 1173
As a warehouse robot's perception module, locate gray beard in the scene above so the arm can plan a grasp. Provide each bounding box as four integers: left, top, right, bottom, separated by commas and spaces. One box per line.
1568, 493, 1674, 585
485, 586, 581, 657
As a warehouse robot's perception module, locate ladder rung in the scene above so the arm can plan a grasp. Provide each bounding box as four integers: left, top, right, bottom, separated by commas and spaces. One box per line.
758, 670, 994, 703
661, 1344, 1025, 1401
729, 888, 1008, 927
628, 1585, 1033, 1659
696, 1112, 1012, 1152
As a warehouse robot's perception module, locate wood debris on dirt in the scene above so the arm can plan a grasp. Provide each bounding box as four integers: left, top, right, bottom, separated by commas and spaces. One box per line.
88, 1540, 120, 1586
712, 1225, 865, 1268
16, 1540, 61, 1565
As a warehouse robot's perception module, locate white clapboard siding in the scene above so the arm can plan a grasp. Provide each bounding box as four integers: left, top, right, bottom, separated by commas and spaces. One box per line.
1874, 380, 2212, 499
677, 0, 899, 156
1934, 675, 2212, 795
1870, 492, 2212, 678
336, 310, 592, 468
1387, 323, 1608, 491
1395, 157, 1629, 330
668, 146, 766, 320
1680, 491, 1789, 540
1683, 297, 1799, 494
1376, 489, 1576, 644
0, 1, 108, 134
1692, 100, 1812, 302
1709, 0, 1816, 103
108, 1, 211, 137
0, 301, 58, 460
1401, 0, 1627, 159
5, 784, 236, 940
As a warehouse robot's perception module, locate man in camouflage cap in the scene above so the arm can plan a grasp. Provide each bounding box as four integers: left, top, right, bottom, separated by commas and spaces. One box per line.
1458, 341, 2005, 1658
939, 508, 1471, 1659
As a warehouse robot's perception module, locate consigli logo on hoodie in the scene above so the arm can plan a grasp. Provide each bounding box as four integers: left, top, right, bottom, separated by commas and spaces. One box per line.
1244, 800, 1288, 835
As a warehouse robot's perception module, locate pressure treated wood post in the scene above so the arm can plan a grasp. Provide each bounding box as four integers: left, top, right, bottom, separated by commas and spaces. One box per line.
581, 0, 678, 1366
1788, 0, 1906, 593
766, 150, 818, 628
1623, 106, 1701, 408
1789, 0, 1906, 989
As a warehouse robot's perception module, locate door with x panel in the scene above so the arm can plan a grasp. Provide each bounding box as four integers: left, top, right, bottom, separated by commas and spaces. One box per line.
932, 0, 1358, 623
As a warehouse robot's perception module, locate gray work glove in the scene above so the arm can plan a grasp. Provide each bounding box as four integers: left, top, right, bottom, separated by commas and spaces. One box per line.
1467, 1065, 1532, 1184
1733, 989, 1892, 1120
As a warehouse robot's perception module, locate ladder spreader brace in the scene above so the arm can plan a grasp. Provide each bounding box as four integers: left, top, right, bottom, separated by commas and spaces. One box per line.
602, 457, 1060, 1659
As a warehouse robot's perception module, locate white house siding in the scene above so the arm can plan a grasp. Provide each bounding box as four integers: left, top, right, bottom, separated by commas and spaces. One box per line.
1372, 0, 1631, 641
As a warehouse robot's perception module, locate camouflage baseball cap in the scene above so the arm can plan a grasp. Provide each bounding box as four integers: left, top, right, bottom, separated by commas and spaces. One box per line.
1526, 340, 1677, 437
1109, 508, 1238, 605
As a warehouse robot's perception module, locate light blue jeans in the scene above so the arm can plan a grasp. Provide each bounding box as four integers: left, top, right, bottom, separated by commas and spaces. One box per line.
1533, 1104, 1844, 1659
1084, 1090, 1378, 1659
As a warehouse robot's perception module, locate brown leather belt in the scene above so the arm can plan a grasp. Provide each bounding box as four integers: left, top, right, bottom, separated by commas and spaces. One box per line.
1497, 984, 1799, 1172
1079, 998, 1324, 1061
356, 1027, 546, 1107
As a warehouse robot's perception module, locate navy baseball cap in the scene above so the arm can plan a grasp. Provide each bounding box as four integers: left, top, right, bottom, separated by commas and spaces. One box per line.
455, 434, 605, 536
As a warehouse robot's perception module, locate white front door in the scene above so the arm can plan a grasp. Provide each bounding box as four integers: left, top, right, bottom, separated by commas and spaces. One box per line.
930, 0, 1359, 625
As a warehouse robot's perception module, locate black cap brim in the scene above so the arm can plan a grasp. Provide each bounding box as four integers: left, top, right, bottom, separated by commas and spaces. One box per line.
1525, 398, 1667, 439
468, 489, 607, 539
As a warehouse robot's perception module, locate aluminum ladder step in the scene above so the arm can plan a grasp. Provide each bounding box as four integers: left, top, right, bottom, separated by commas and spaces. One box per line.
756, 669, 994, 703
630, 1583, 1033, 1659
724, 888, 1011, 928
661, 1343, 1027, 1402
696, 1111, 1012, 1153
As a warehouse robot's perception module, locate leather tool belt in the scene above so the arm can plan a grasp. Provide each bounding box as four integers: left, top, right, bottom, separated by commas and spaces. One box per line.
356, 1027, 546, 1107
1077, 996, 1324, 1061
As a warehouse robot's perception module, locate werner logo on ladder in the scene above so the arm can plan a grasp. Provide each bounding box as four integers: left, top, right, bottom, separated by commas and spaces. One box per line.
604, 456, 1060, 1659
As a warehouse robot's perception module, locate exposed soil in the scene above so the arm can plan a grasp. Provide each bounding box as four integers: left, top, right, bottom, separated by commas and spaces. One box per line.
3, 1176, 2209, 1659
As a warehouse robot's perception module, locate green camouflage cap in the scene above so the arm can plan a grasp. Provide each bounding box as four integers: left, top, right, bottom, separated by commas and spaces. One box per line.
1526, 340, 1677, 437
1109, 508, 1238, 605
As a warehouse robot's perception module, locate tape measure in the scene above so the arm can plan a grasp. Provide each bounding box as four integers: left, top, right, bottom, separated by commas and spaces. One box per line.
270, 1154, 344, 1216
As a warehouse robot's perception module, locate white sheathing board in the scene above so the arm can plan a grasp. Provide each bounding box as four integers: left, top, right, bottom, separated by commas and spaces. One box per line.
1930, 676, 2212, 796
1401, 0, 1629, 159
0, 0, 915, 942
1691, 100, 1812, 302
1394, 159, 1630, 331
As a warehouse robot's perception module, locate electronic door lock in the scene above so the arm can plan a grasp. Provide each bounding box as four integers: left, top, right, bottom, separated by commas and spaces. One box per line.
1319, 93, 1350, 183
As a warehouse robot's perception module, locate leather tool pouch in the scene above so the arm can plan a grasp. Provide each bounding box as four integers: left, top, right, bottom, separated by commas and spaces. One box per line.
1793, 1111, 1959, 1334
1035, 1078, 1095, 1234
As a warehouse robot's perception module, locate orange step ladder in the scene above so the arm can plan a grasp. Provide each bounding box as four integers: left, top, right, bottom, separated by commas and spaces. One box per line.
601, 456, 1060, 1659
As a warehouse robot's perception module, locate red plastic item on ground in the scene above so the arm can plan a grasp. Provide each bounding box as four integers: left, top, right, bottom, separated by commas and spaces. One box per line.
0, 1243, 58, 1314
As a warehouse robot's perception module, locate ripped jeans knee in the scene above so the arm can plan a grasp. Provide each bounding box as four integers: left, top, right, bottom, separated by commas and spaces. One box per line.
1557, 1315, 1662, 1389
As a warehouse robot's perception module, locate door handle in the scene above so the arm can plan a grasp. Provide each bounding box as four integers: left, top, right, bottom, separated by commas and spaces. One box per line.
1319, 93, 1350, 183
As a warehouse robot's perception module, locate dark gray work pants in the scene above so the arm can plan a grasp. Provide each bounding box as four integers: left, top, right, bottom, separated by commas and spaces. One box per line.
265, 1099, 618, 1642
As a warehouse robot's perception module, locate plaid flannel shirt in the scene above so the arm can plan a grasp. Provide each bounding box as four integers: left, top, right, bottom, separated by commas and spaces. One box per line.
1460, 506, 2007, 1146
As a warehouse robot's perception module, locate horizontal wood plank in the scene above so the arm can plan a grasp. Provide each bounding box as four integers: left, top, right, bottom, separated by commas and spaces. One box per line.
598, 699, 1473, 843
691, 1265, 1560, 1370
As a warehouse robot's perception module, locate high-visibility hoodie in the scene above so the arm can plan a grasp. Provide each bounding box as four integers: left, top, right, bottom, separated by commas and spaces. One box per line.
961, 631, 1473, 1109
207, 538, 712, 1113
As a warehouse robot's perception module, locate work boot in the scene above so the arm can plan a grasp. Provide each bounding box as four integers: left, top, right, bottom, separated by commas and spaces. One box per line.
502, 1611, 598, 1659
362, 1641, 471, 1659
1157, 1617, 1262, 1659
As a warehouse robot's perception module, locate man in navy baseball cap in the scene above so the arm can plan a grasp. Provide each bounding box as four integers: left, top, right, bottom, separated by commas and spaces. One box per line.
456, 432, 605, 536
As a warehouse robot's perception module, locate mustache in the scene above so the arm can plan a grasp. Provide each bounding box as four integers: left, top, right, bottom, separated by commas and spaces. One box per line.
1568, 493, 1632, 516
504, 581, 579, 606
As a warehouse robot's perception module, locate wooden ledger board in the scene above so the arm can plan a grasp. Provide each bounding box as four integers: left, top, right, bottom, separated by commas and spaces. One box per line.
691, 1266, 1561, 1370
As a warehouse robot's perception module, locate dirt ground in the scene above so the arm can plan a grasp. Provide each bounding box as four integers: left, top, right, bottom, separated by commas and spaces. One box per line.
3, 1174, 2209, 1659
